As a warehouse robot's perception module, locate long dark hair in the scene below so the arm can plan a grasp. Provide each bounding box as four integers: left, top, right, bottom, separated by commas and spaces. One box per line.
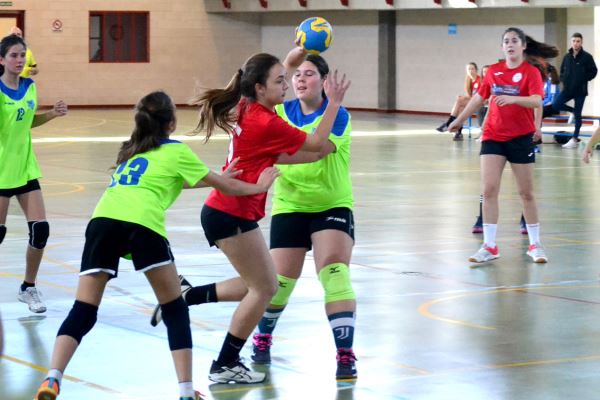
115, 91, 175, 166
503, 27, 559, 79
305, 54, 329, 98
0, 34, 26, 76
190, 53, 281, 141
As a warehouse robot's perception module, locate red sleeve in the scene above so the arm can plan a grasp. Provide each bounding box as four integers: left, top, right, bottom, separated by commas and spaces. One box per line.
527, 66, 544, 97
264, 115, 307, 156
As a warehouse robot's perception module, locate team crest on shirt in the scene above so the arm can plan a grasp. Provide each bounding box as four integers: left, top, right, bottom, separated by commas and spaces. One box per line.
27, 99, 35, 109
512, 73, 523, 83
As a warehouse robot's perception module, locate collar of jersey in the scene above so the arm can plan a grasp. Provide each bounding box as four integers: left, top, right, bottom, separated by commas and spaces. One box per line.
0, 77, 33, 101
283, 97, 328, 127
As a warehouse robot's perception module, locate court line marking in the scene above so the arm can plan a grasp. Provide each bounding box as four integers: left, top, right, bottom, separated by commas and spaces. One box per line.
0, 354, 121, 394
418, 284, 600, 330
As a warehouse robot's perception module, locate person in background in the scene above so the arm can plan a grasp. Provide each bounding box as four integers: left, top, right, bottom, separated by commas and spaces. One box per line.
552, 32, 597, 149
436, 62, 481, 141
9, 27, 38, 78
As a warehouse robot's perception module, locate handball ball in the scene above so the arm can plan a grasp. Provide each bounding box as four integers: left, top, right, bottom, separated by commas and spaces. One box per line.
296, 17, 333, 54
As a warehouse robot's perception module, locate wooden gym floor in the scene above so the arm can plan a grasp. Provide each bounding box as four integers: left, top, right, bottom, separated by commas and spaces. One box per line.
2, 109, 600, 400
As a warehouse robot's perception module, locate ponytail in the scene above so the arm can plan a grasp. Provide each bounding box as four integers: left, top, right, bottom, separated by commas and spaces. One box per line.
190, 69, 242, 142
115, 91, 175, 167
191, 53, 281, 142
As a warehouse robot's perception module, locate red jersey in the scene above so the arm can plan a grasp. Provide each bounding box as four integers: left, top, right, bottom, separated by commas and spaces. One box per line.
470, 75, 482, 96
205, 99, 307, 221
478, 61, 543, 142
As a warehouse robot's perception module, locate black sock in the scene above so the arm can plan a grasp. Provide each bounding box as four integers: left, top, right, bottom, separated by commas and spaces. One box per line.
216, 332, 246, 367
21, 281, 35, 292
479, 195, 483, 218
184, 283, 217, 305
447, 115, 457, 125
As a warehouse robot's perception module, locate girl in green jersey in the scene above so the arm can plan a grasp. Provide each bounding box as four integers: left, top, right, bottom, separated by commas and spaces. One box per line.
34, 91, 279, 400
0, 34, 68, 314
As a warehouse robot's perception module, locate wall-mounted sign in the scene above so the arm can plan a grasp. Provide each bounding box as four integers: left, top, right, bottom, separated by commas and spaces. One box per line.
52, 19, 62, 32
448, 23, 457, 35
0, 2, 13, 6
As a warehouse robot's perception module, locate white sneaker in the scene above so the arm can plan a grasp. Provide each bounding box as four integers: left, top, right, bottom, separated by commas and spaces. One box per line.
208, 359, 266, 384
17, 287, 47, 313
468, 245, 500, 263
527, 243, 548, 263
562, 138, 579, 149
150, 274, 192, 327
567, 113, 575, 124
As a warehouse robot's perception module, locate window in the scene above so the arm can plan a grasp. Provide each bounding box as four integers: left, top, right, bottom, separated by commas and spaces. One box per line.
89, 11, 149, 63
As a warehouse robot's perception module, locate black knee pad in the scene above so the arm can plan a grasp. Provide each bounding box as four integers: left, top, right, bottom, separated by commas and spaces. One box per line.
28, 220, 49, 249
161, 296, 192, 351
0, 225, 6, 244
57, 300, 98, 344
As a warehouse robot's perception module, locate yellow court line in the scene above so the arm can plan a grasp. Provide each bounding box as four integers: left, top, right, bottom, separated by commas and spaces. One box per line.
418, 285, 600, 331
0, 354, 120, 394
42, 179, 86, 197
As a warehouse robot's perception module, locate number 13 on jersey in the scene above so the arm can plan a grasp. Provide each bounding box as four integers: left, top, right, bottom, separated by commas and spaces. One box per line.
109, 158, 149, 187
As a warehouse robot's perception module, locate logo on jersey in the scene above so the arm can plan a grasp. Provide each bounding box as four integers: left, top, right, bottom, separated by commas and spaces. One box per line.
512, 73, 523, 83
27, 99, 35, 109
494, 72, 504, 76
491, 84, 520, 96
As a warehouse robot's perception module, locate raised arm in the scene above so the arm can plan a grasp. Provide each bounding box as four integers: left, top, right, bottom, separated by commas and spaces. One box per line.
300, 70, 350, 152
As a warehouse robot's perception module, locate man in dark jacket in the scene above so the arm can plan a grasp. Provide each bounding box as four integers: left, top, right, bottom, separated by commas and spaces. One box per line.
553, 32, 597, 148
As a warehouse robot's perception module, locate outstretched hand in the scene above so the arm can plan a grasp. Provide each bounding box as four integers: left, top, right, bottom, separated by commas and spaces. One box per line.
324, 70, 351, 107
257, 166, 280, 191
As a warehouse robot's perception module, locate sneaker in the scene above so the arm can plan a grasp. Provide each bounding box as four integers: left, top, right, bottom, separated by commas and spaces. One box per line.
208, 359, 266, 384
527, 243, 548, 263
35, 378, 60, 400
251, 333, 272, 364
180, 390, 203, 400
17, 287, 46, 313
520, 217, 528, 235
336, 348, 357, 380
453, 132, 463, 141
468, 245, 500, 263
435, 122, 448, 132
472, 215, 483, 234
562, 138, 580, 149
150, 275, 192, 327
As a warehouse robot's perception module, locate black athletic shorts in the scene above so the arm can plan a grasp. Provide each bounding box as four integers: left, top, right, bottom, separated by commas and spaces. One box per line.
0, 179, 41, 198
270, 207, 355, 250
480, 133, 535, 164
80, 217, 174, 279
200, 204, 259, 247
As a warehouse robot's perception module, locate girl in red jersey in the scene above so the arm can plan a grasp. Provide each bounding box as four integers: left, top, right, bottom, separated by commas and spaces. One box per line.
184, 48, 350, 384
449, 27, 553, 264
436, 62, 481, 141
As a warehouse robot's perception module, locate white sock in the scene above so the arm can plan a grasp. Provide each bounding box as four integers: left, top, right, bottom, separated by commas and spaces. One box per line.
47, 369, 63, 384
179, 381, 194, 398
526, 223, 540, 245
483, 224, 497, 248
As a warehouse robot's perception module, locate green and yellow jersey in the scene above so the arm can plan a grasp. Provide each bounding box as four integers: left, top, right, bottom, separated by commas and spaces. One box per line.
273, 98, 353, 214
92, 140, 209, 238
0, 77, 39, 189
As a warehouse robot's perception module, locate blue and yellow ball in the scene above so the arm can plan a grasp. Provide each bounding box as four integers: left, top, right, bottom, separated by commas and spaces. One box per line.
296, 17, 333, 55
